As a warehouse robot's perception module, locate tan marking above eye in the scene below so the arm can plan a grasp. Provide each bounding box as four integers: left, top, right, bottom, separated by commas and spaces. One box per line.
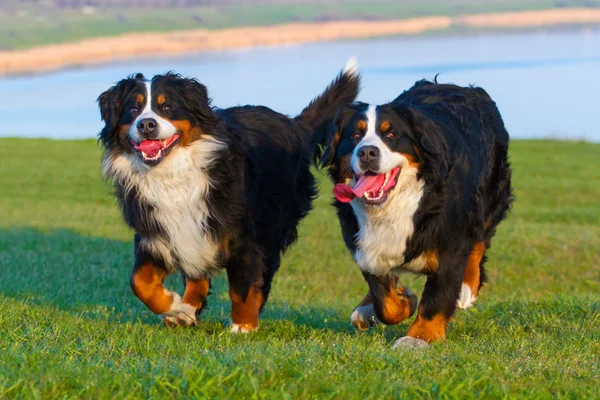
157, 94, 166, 106
135, 93, 144, 103
380, 120, 391, 132
356, 120, 367, 131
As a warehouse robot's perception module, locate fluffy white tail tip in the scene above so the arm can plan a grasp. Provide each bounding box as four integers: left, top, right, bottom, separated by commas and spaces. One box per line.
343, 56, 359, 76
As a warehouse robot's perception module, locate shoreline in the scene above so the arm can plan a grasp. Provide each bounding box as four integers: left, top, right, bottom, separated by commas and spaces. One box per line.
1, 8, 600, 78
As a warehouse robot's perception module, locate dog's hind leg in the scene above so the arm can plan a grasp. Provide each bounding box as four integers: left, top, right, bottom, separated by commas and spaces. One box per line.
394, 249, 467, 348
456, 241, 486, 310
253, 251, 281, 315
226, 253, 265, 333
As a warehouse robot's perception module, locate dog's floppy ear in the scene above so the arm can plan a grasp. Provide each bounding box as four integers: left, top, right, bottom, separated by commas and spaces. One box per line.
97, 73, 143, 148
319, 107, 353, 169
393, 103, 444, 156
168, 73, 214, 123
320, 122, 342, 169
394, 103, 450, 179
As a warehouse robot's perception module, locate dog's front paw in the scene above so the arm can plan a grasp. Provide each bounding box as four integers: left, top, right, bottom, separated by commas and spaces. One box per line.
163, 312, 198, 327
229, 322, 259, 334
351, 304, 379, 331
162, 293, 199, 327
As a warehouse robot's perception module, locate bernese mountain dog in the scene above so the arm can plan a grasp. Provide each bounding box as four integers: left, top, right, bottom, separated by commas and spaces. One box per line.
98, 59, 359, 332
319, 79, 513, 348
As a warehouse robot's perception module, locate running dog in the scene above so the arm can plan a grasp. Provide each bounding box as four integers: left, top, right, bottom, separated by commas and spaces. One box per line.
319, 79, 512, 347
98, 60, 359, 331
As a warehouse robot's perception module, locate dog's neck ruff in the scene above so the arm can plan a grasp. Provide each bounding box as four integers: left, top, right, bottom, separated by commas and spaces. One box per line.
351, 164, 425, 276
102, 137, 227, 278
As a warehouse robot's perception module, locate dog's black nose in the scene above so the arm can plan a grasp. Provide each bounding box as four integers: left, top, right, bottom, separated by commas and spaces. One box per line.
358, 145, 380, 169
137, 118, 157, 136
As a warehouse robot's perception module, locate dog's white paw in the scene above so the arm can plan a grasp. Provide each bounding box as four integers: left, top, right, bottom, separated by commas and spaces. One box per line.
163, 312, 197, 327
351, 304, 379, 331
392, 336, 429, 350
162, 292, 198, 327
456, 283, 477, 310
229, 322, 258, 334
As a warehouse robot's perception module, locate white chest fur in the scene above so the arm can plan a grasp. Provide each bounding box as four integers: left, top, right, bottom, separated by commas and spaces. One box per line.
351, 166, 425, 276
103, 138, 226, 278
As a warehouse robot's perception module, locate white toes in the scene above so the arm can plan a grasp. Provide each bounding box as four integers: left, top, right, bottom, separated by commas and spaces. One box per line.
456, 283, 477, 310
351, 304, 379, 331
230, 322, 258, 334
392, 336, 429, 350
161, 290, 198, 326
163, 312, 197, 327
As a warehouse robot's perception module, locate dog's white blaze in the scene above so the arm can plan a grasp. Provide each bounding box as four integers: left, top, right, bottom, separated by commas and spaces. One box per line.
141, 81, 153, 114
352, 162, 424, 276
366, 104, 377, 137
351, 104, 406, 174
129, 81, 177, 142
102, 137, 227, 278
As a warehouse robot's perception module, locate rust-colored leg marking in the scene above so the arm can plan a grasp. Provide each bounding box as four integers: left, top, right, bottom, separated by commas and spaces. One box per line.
380, 288, 415, 325
255, 290, 266, 314
463, 242, 486, 297
406, 310, 449, 343
367, 274, 418, 326
130, 262, 173, 315
229, 286, 262, 332
182, 277, 210, 311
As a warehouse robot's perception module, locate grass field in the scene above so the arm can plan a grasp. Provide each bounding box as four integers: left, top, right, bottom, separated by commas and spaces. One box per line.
0, 138, 599, 398
0, 0, 596, 50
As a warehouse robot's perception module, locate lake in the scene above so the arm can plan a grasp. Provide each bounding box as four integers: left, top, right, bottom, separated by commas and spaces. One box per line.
1, 29, 600, 142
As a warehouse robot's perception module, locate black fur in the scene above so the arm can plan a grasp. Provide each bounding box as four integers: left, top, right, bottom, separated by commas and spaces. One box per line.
320, 79, 513, 339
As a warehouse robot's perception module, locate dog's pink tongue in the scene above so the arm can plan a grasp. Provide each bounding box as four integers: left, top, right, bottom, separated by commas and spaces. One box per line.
136, 140, 163, 157
333, 184, 356, 203
333, 175, 382, 203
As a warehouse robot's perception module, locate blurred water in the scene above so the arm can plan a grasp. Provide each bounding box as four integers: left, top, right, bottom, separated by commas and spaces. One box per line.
1, 29, 599, 141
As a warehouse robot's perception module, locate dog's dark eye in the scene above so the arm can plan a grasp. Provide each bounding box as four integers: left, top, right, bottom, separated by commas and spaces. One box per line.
386, 132, 397, 138
130, 107, 138, 113
162, 105, 171, 112
351, 132, 361, 139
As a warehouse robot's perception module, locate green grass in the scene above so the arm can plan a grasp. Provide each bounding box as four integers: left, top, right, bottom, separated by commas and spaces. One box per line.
0, 0, 597, 50
0, 138, 599, 398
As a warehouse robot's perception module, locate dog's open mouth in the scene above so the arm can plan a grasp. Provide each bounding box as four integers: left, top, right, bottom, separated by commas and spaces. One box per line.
131, 134, 180, 164
333, 167, 401, 206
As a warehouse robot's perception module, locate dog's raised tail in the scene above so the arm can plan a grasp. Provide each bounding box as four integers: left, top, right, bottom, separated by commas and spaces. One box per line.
295, 57, 360, 140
